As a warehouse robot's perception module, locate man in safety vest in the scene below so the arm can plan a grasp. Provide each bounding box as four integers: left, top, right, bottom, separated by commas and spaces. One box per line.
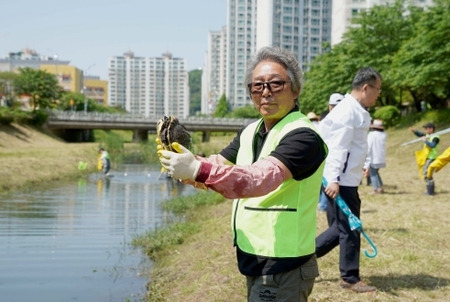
409, 122, 440, 195
158, 46, 327, 302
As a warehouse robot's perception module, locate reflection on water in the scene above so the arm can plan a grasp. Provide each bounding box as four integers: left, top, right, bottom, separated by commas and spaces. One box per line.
0, 164, 198, 302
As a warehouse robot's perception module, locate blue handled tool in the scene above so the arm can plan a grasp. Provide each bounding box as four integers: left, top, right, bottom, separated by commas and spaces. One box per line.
322, 178, 378, 258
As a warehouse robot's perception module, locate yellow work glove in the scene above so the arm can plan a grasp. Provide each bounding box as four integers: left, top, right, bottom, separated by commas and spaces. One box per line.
158, 142, 200, 180
156, 138, 166, 175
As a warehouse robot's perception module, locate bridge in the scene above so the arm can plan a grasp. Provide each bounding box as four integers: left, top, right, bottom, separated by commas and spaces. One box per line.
46, 110, 257, 142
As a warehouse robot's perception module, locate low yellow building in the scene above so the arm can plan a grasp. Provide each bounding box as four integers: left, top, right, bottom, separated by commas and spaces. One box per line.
40, 65, 108, 106
83, 76, 108, 106
40, 64, 83, 93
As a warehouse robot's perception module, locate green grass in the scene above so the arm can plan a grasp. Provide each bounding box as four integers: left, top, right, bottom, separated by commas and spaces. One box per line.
132, 118, 450, 302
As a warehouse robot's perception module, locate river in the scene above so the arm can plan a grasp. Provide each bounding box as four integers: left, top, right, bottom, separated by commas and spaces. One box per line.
0, 164, 198, 302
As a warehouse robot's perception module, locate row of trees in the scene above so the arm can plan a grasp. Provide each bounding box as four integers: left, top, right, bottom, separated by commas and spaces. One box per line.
300, 0, 450, 115
3, 0, 448, 120
0, 68, 123, 114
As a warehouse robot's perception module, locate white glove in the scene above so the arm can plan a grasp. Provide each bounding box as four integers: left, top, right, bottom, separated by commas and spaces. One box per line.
158, 142, 201, 180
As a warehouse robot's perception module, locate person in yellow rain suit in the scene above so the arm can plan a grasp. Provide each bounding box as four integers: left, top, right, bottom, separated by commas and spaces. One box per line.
410, 122, 440, 195
427, 147, 450, 179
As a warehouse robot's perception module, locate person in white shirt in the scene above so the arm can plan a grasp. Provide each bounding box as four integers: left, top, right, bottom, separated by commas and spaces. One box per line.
328, 93, 344, 112
366, 119, 387, 193
316, 67, 382, 293
318, 93, 345, 212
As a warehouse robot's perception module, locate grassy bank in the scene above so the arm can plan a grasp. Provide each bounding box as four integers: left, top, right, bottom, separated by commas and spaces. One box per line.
0, 124, 235, 196
0, 123, 98, 195
134, 123, 450, 302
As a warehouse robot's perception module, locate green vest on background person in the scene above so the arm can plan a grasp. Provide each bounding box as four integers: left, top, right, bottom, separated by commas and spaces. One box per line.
425, 133, 440, 159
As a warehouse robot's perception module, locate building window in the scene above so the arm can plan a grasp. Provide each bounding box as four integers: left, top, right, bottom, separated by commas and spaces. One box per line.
283, 6, 293, 14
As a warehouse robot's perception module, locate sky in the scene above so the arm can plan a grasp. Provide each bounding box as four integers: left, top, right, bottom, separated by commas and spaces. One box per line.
0, 0, 227, 79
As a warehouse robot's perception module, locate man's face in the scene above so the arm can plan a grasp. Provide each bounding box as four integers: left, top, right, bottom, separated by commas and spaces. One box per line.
361, 77, 382, 108
249, 61, 298, 123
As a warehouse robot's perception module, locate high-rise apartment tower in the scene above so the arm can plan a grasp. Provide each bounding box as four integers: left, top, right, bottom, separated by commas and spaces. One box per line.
108, 51, 189, 118
202, 0, 331, 112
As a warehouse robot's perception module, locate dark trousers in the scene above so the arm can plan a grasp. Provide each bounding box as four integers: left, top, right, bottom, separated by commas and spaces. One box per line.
315, 186, 361, 284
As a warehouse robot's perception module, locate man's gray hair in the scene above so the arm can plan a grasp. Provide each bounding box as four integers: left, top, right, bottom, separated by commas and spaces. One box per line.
352, 67, 382, 89
244, 47, 303, 101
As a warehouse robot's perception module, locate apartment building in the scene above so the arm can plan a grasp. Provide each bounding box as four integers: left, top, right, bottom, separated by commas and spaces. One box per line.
0, 48, 70, 73
108, 51, 189, 118
202, 0, 331, 112
1, 48, 106, 105
201, 26, 227, 115
40, 64, 83, 93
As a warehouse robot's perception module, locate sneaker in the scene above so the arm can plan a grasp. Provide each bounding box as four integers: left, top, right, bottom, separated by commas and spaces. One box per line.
340, 279, 376, 293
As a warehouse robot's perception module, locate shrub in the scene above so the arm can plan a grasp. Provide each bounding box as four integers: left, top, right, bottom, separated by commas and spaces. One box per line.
422, 109, 450, 125
30, 109, 49, 126
0, 107, 14, 125
372, 105, 401, 129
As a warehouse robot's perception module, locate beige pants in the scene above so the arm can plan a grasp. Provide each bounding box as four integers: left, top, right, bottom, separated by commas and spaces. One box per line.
246, 255, 319, 302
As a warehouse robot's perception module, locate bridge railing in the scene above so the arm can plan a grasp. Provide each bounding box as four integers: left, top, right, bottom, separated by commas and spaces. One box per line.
47, 110, 257, 126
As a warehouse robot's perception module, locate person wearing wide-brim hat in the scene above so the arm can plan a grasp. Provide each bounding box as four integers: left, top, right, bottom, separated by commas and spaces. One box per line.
408, 122, 440, 195
366, 119, 387, 194
307, 112, 320, 128
370, 119, 385, 130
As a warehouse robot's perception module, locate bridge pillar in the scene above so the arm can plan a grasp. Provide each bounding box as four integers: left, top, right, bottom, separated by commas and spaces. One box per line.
202, 131, 211, 142
133, 129, 148, 142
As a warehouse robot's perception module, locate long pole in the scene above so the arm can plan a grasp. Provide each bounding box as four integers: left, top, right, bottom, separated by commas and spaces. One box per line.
401, 127, 450, 146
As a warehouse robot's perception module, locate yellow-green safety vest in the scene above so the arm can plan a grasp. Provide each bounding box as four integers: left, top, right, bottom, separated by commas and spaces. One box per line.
424, 134, 440, 159
232, 111, 325, 258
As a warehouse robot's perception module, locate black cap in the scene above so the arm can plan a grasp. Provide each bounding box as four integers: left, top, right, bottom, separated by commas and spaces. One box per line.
423, 122, 435, 128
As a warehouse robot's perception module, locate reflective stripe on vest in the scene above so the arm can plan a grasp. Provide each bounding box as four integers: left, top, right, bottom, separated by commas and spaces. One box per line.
232, 111, 325, 258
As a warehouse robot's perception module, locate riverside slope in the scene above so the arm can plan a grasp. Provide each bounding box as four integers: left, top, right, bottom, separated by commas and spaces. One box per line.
0, 123, 97, 194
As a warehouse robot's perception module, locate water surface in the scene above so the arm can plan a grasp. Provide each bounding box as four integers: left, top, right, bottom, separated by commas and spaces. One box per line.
0, 164, 197, 302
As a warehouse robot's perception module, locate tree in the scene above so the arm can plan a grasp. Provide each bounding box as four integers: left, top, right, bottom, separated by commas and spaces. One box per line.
228, 104, 260, 118
300, 0, 417, 113
389, 0, 450, 110
0, 72, 18, 107
213, 93, 229, 117
189, 69, 202, 116
13, 68, 62, 111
